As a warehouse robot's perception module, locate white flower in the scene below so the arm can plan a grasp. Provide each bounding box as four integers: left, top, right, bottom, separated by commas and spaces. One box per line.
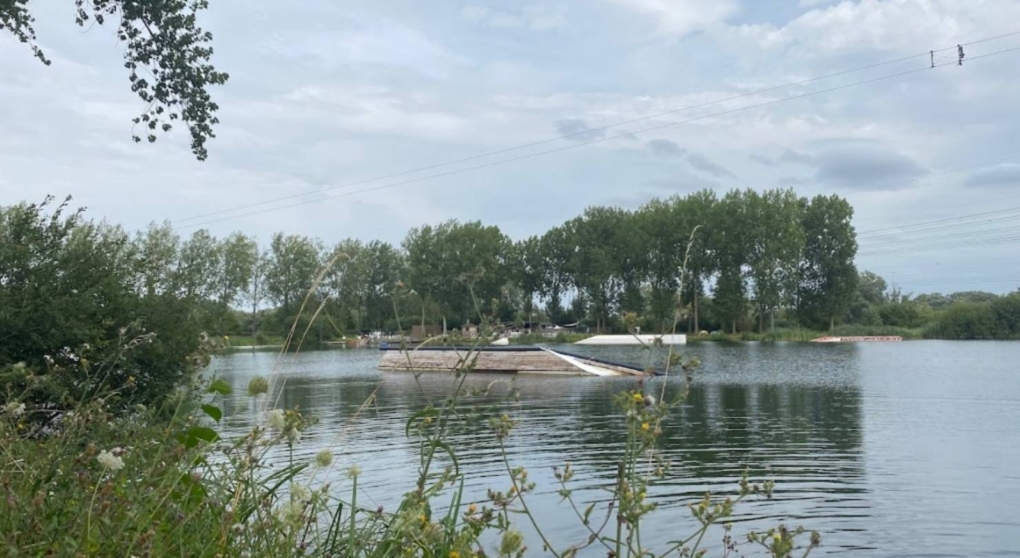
97, 450, 124, 471
4, 402, 25, 418
314, 449, 333, 468
347, 465, 362, 479
286, 428, 301, 444
290, 482, 310, 503
267, 409, 285, 430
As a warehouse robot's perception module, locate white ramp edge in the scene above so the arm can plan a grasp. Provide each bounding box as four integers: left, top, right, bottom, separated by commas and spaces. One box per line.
575, 334, 686, 346
540, 348, 619, 377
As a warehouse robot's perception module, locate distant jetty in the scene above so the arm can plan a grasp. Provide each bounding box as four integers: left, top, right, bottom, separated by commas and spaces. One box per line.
575, 334, 687, 346
378, 345, 647, 376
811, 336, 903, 343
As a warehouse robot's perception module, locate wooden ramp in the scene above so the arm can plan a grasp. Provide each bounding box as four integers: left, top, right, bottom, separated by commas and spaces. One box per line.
377, 346, 646, 376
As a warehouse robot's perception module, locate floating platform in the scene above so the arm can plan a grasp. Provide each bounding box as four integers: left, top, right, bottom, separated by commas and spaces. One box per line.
377, 346, 647, 376
811, 336, 903, 343
575, 334, 686, 346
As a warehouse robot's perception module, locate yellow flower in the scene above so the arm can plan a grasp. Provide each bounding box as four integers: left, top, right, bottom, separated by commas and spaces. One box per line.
418, 514, 427, 524
467, 504, 477, 514
641, 422, 650, 431
449, 552, 460, 558
632, 392, 643, 402
772, 532, 782, 543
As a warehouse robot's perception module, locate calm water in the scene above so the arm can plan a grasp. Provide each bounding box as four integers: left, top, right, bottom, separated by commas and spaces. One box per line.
209, 342, 1020, 557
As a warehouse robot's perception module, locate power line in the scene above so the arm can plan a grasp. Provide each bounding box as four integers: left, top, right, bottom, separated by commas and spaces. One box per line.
171, 39, 962, 226
860, 220, 1020, 247
859, 212, 1020, 242
176, 42, 1020, 231
858, 232, 1020, 257
857, 203, 1020, 237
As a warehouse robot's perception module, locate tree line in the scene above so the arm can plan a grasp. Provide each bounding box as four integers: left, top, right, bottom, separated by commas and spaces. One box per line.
102, 188, 862, 337
3, 194, 1018, 409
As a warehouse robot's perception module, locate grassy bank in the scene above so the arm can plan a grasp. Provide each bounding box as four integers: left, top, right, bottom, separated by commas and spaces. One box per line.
222, 334, 288, 347
689, 325, 924, 343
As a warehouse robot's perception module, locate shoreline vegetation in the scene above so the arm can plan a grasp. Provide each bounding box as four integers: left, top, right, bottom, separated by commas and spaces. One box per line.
1, 199, 823, 556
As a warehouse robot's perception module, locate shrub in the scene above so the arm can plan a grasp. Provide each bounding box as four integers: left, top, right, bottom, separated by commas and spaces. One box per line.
924, 303, 998, 339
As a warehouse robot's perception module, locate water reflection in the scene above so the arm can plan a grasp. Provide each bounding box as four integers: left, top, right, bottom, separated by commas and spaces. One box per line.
210, 344, 878, 555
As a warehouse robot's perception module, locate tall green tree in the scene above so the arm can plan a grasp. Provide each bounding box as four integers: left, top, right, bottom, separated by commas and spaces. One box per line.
562, 207, 632, 333
133, 222, 180, 297
176, 229, 220, 300
712, 191, 749, 333
217, 232, 259, 308
266, 233, 322, 317
745, 189, 805, 332
537, 225, 573, 322
2, 0, 228, 159
403, 221, 510, 326
679, 190, 717, 332
796, 195, 858, 330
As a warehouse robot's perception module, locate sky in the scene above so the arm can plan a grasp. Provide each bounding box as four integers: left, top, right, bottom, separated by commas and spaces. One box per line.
3, 0, 1020, 294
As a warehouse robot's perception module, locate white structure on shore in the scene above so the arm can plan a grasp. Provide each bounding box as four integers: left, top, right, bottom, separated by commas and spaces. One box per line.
575, 334, 686, 346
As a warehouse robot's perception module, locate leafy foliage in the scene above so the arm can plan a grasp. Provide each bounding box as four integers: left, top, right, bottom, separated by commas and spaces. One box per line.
1, 0, 228, 160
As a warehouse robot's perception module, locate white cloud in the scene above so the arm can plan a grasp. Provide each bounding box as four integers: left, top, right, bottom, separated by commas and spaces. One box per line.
608, 0, 738, 36
459, 4, 565, 31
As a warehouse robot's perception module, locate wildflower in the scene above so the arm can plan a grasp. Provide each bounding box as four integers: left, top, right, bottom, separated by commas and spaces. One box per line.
772, 532, 782, 543
347, 465, 362, 479
286, 428, 301, 444
290, 483, 310, 503
641, 422, 650, 431
449, 552, 460, 558
267, 409, 285, 429
315, 449, 333, 468
643, 394, 656, 406
467, 504, 477, 514
248, 376, 269, 397
632, 392, 644, 402
231, 523, 245, 534
4, 402, 25, 418
97, 450, 124, 471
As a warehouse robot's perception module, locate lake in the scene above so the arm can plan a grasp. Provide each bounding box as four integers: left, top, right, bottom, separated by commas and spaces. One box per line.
209, 341, 1020, 557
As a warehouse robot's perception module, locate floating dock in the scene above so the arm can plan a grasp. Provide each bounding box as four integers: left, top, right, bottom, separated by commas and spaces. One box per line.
377, 346, 647, 376
575, 334, 686, 346
811, 336, 903, 343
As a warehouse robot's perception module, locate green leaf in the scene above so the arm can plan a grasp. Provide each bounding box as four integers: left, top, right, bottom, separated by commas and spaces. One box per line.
201, 404, 222, 423
188, 426, 219, 443
207, 379, 231, 395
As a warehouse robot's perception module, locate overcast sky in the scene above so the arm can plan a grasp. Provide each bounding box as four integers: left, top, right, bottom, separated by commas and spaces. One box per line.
3, 0, 1020, 294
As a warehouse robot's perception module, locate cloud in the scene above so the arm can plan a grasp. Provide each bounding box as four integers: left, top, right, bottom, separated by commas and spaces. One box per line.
963, 164, 1020, 188
609, 0, 738, 36
811, 146, 927, 190
459, 5, 565, 31
778, 149, 815, 165
750, 149, 815, 167
555, 118, 606, 141
646, 139, 685, 157
686, 152, 736, 178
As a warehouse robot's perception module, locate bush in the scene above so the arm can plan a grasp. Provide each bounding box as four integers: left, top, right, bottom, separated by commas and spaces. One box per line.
924, 303, 999, 339
0, 198, 204, 416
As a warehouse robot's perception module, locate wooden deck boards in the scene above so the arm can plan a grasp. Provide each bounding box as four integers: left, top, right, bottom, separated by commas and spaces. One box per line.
378, 348, 645, 376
